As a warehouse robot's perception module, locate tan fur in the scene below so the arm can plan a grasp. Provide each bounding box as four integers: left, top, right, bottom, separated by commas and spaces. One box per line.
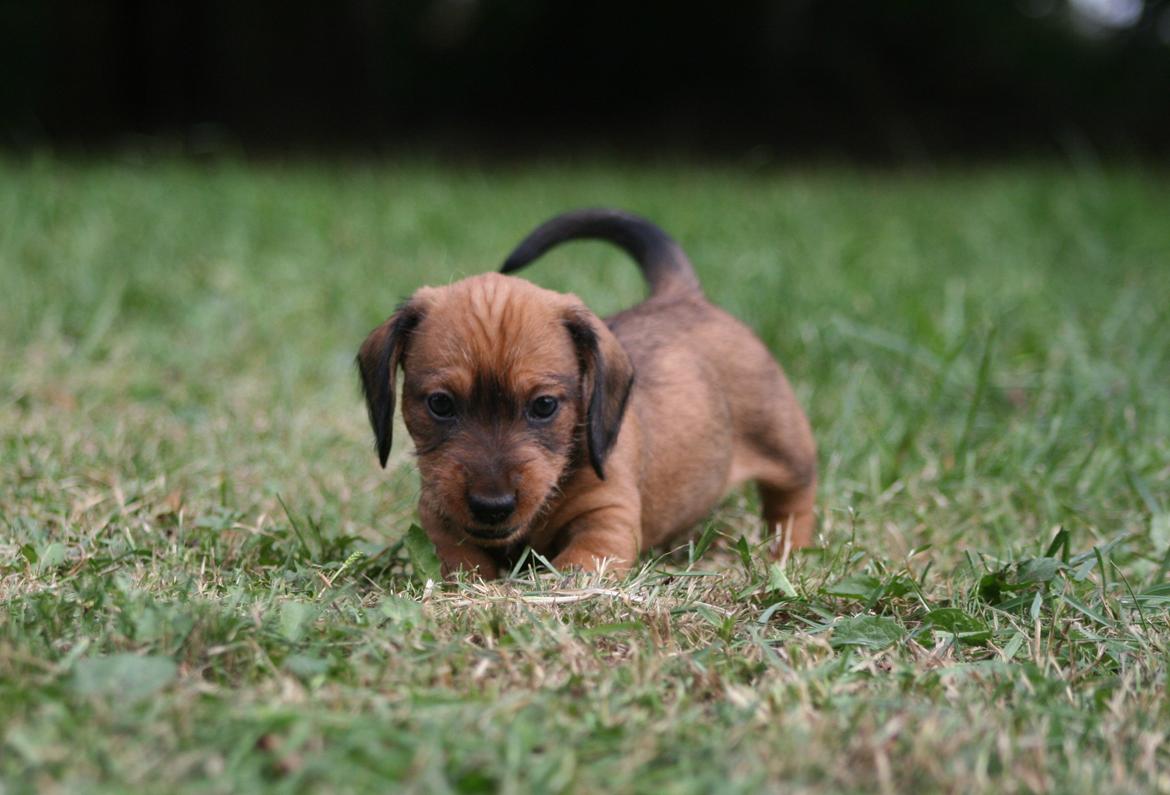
359, 241, 816, 579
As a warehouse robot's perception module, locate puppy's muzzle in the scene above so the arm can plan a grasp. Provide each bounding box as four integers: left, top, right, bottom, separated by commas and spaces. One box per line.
467, 491, 517, 529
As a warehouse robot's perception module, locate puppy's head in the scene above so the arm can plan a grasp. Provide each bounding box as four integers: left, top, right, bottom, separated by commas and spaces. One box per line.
358, 273, 633, 547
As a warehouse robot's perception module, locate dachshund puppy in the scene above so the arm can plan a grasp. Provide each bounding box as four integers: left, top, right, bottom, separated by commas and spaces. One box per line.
358, 209, 816, 578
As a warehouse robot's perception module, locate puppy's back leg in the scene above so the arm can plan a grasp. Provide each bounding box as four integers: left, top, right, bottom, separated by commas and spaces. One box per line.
730, 392, 817, 560
737, 399, 817, 560
710, 321, 817, 560
757, 474, 816, 563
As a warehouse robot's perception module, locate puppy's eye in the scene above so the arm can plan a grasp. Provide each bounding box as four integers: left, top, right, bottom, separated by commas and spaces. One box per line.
528, 396, 559, 421
426, 392, 456, 420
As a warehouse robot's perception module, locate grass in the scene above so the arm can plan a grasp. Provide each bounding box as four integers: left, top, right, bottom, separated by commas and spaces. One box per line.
1, 154, 1169, 794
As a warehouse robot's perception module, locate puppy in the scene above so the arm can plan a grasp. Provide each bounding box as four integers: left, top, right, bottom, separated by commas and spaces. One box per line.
358, 209, 816, 578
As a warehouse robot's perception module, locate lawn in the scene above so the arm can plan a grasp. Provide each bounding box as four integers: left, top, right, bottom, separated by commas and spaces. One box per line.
2, 155, 1169, 794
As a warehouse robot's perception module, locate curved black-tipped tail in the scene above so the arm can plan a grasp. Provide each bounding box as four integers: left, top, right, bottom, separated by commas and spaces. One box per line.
500, 209, 701, 298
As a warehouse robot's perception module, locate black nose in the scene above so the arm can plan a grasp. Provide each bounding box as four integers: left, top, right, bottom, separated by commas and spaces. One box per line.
468, 492, 517, 526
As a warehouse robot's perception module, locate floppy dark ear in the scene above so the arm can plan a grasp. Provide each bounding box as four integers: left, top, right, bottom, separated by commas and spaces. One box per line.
356, 301, 425, 468
564, 307, 634, 480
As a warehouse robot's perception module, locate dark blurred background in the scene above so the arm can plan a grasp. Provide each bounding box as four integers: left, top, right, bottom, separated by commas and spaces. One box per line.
3, 0, 1169, 160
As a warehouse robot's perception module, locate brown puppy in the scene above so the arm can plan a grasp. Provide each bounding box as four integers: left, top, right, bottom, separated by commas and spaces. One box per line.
358, 209, 816, 578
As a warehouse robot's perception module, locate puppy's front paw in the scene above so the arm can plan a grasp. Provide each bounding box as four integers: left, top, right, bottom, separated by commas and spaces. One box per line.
440, 558, 499, 581
551, 548, 631, 578
431, 537, 500, 580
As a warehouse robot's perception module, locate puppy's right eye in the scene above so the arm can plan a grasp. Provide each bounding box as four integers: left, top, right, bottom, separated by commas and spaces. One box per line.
426, 392, 456, 420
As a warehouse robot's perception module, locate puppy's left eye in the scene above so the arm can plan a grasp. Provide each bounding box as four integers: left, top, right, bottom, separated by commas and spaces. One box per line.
528, 396, 559, 421
427, 392, 456, 420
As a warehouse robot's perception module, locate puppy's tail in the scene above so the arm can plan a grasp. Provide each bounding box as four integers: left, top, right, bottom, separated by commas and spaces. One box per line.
500, 209, 701, 299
